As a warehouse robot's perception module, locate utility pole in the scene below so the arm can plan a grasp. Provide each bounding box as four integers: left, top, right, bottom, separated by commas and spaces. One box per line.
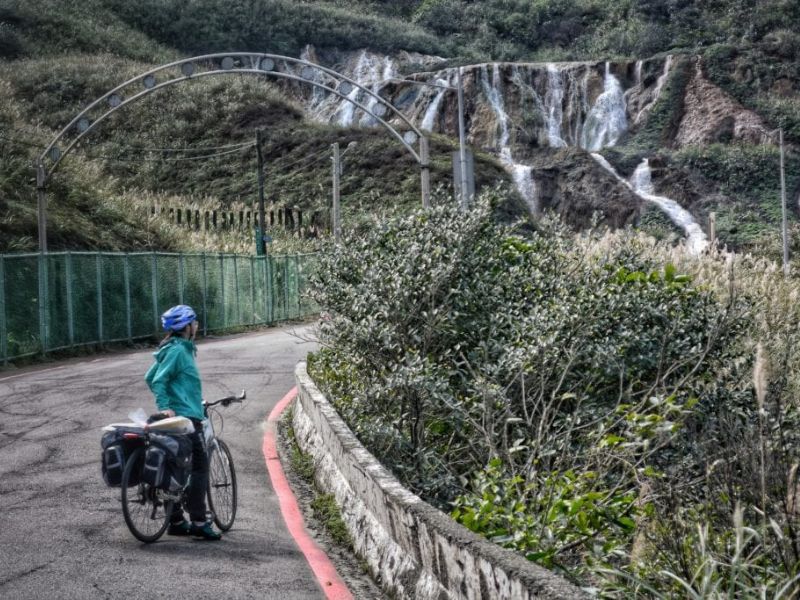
256, 130, 266, 256
420, 136, 430, 209
779, 128, 789, 275
457, 67, 469, 211
332, 142, 341, 243
36, 161, 47, 253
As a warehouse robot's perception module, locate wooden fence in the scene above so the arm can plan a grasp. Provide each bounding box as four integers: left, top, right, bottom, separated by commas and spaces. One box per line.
149, 202, 326, 238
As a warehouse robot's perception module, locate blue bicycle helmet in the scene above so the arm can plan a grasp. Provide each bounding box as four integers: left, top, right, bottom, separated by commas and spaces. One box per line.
161, 304, 197, 332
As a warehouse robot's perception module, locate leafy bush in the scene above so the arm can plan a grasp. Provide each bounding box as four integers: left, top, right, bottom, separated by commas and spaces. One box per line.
309, 192, 800, 592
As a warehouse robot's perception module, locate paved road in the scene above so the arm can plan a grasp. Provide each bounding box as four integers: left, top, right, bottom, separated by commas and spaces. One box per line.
0, 326, 326, 600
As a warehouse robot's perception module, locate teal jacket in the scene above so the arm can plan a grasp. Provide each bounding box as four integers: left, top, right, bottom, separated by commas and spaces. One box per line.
145, 338, 204, 420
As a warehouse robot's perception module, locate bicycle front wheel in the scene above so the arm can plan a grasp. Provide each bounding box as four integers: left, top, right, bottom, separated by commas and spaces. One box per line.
121, 447, 172, 543
207, 439, 237, 531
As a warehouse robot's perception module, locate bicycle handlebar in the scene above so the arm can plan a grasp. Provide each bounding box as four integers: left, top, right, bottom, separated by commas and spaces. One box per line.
203, 389, 246, 408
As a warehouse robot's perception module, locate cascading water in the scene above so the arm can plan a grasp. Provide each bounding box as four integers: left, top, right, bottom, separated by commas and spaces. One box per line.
545, 64, 567, 148
295, 50, 702, 247
634, 55, 673, 124
421, 75, 451, 132
631, 160, 708, 254
591, 153, 708, 254
480, 65, 538, 213
580, 63, 628, 151
331, 51, 395, 127
359, 56, 396, 127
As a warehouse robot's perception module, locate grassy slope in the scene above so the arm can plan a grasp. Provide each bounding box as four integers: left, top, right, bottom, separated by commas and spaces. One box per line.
2, 0, 799, 253
0, 0, 515, 252
0, 46, 515, 252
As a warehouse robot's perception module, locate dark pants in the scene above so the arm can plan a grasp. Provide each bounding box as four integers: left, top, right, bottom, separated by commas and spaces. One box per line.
171, 419, 208, 524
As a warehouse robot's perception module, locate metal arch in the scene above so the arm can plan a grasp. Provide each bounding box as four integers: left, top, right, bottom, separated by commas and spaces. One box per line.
45, 69, 422, 176
38, 52, 426, 179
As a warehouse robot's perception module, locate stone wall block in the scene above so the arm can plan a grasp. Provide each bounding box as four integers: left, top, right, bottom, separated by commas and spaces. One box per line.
293, 362, 588, 599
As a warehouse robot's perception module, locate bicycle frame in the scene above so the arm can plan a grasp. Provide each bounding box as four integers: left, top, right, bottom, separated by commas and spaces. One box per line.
116, 390, 245, 542
201, 389, 246, 455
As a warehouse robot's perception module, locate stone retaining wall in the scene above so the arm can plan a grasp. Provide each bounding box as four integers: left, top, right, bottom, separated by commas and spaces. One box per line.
292, 361, 587, 599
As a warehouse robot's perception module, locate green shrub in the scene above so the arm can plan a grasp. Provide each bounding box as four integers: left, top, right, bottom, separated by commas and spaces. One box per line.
309, 192, 800, 591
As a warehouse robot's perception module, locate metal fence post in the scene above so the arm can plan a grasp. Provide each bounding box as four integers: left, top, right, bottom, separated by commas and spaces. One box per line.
96, 253, 104, 345
283, 256, 289, 321
233, 254, 241, 326
38, 253, 47, 355
250, 257, 256, 325
201, 253, 208, 337
264, 255, 272, 323
294, 255, 301, 317
66, 252, 74, 345
124, 254, 132, 342
151, 253, 159, 333
219, 253, 225, 329
0, 255, 6, 365
178, 254, 185, 304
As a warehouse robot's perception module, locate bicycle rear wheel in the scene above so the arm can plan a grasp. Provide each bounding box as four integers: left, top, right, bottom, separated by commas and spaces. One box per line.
121, 447, 172, 543
207, 439, 237, 531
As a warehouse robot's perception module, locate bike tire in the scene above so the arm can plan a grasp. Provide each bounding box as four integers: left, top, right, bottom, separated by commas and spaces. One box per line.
121, 447, 172, 543
207, 439, 237, 531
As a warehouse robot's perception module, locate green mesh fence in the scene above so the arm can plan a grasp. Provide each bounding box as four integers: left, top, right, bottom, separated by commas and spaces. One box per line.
0, 252, 318, 363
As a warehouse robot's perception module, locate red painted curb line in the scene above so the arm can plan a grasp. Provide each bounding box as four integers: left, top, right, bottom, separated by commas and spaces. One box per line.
263, 387, 354, 600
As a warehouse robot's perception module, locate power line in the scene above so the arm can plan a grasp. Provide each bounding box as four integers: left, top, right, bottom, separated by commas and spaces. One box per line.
0, 131, 255, 156
274, 147, 331, 171
1, 130, 330, 171
125, 140, 255, 153
86, 145, 255, 163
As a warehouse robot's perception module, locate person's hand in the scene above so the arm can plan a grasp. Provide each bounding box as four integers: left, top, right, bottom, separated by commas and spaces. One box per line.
161, 409, 176, 417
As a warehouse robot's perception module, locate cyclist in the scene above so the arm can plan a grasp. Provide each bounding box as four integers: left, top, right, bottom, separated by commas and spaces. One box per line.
145, 304, 222, 541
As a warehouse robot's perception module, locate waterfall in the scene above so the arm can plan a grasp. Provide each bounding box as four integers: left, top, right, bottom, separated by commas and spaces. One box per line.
359, 56, 396, 127
300, 45, 327, 106
630, 158, 654, 194
564, 67, 590, 146
591, 154, 708, 254
512, 164, 538, 215
291, 50, 703, 245
581, 63, 628, 151
480, 65, 537, 213
545, 64, 567, 148
481, 65, 512, 159
634, 55, 673, 124
336, 51, 369, 126
421, 76, 450, 132
334, 51, 394, 127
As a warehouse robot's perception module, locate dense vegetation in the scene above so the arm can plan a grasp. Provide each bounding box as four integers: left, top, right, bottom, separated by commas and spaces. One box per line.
3, 0, 800, 592
309, 193, 800, 594
2, 0, 799, 252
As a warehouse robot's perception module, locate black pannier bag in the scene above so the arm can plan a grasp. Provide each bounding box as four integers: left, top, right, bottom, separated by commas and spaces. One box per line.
141, 433, 193, 491
101, 428, 143, 487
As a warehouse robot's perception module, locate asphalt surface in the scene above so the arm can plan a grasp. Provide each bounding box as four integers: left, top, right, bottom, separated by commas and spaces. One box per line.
0, 325, 327, 600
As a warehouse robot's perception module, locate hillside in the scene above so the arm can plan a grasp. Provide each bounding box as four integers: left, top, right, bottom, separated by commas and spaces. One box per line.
0, 0, 798, 258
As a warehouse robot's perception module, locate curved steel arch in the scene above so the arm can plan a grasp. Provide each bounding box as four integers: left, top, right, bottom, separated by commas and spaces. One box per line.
38, 52, 426, 177
34, 52, 432, 251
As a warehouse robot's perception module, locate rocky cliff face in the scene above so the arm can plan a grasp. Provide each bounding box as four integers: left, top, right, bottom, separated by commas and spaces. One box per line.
282, 46, 779, 250
676, 58, 767, 147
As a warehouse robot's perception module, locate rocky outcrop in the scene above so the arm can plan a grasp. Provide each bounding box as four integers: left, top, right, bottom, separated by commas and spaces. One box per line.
281, 47, 771, 243
675, 58, 769, 147
530, 148, 642, 229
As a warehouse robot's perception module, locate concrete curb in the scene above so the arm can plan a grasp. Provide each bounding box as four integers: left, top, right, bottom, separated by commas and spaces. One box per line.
292, 361, 588, 599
